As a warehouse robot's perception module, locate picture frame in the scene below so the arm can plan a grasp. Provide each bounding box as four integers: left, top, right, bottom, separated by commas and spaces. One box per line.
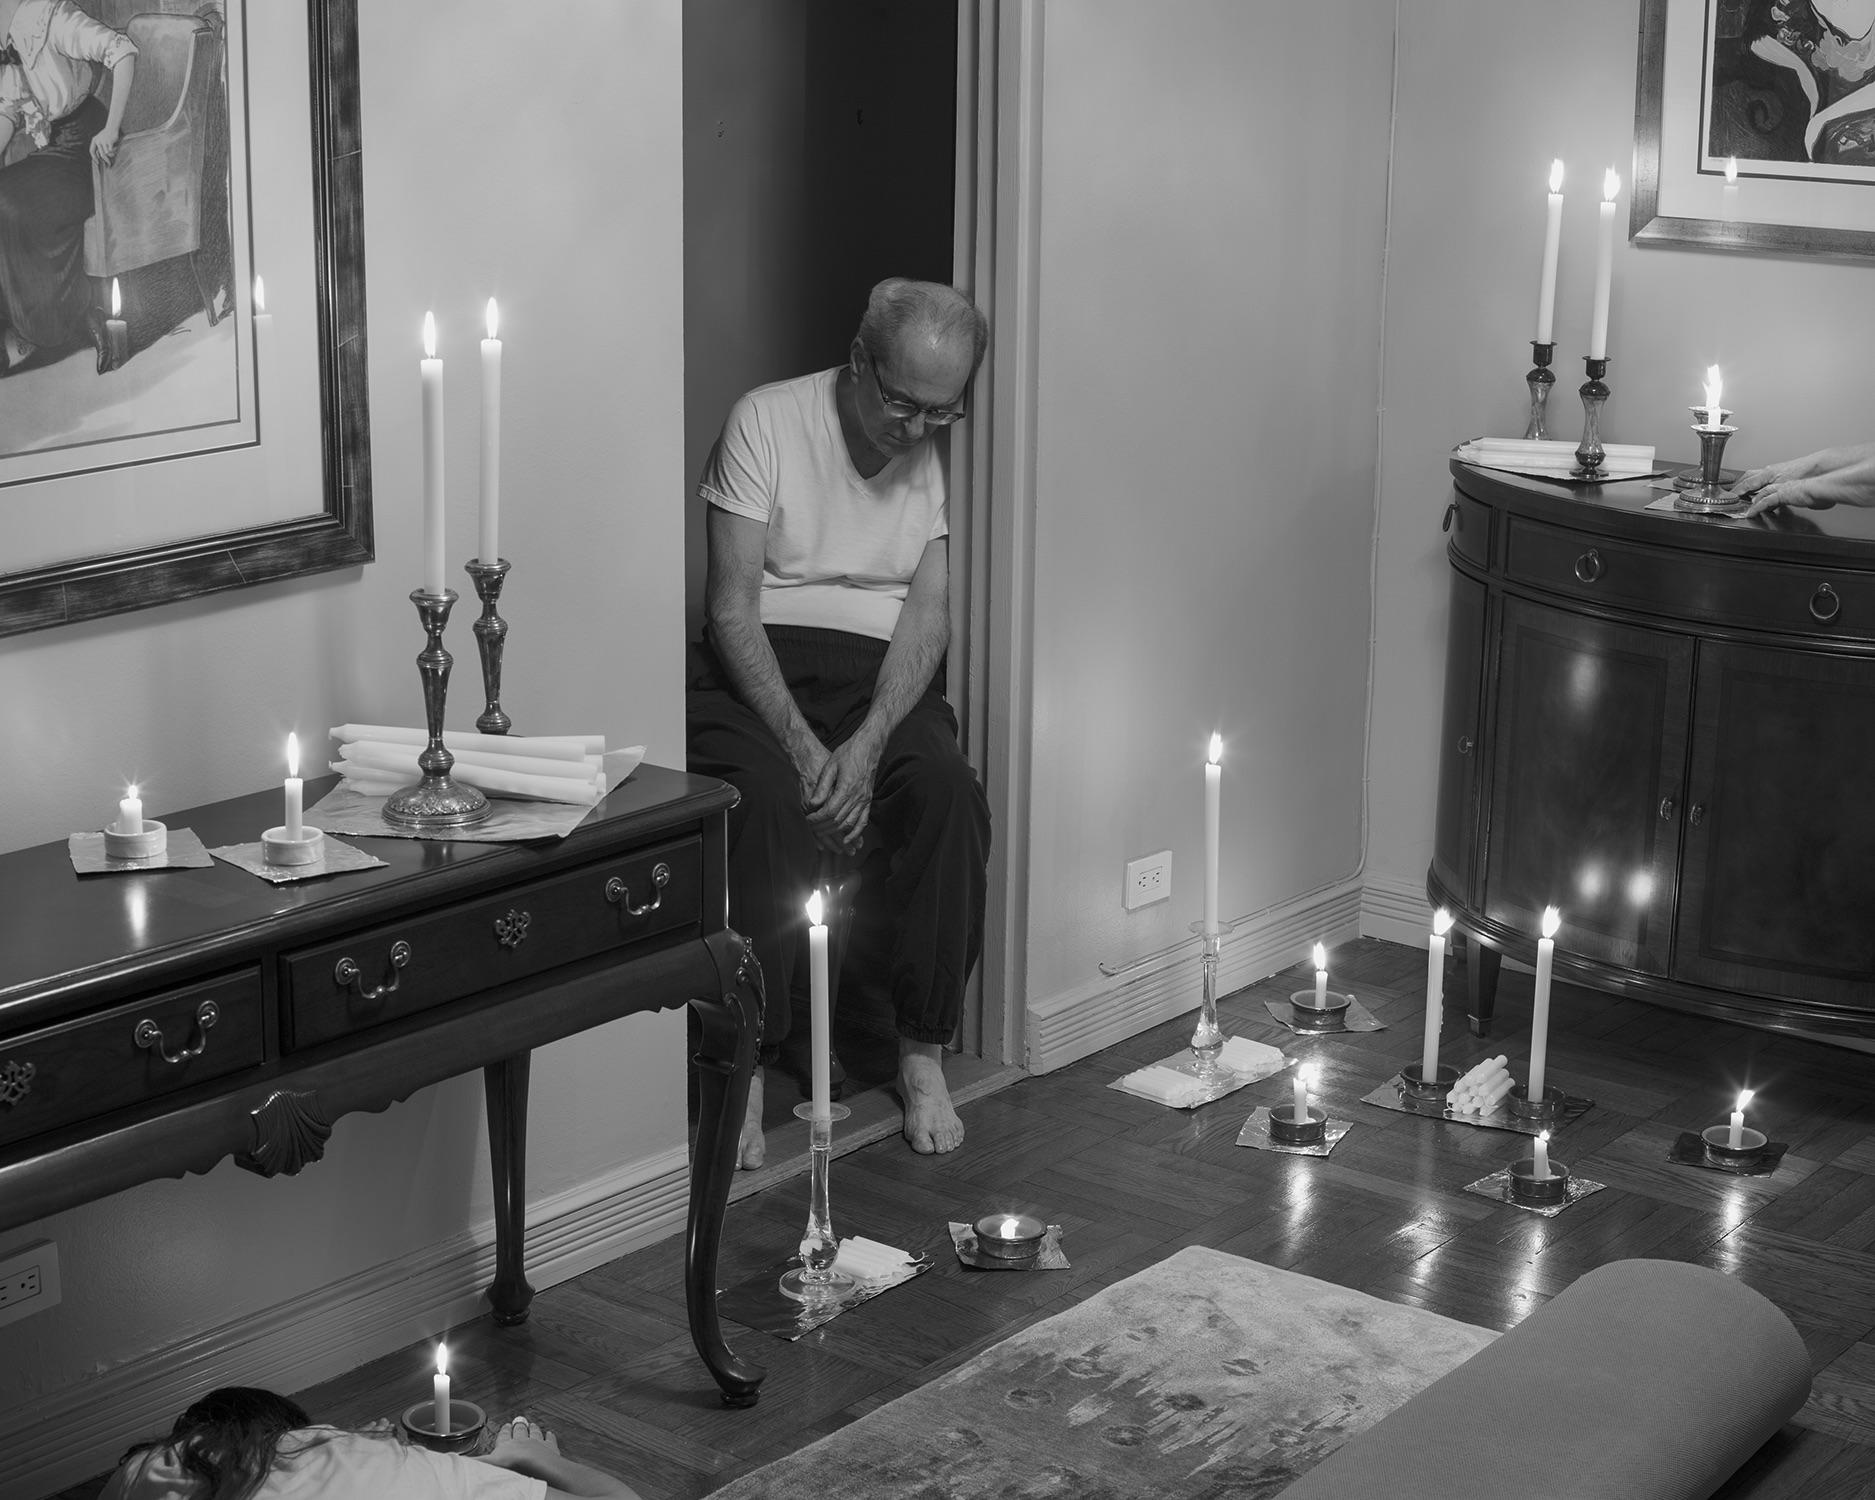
1633, 0, 1875, 260
0, 0, 370, 640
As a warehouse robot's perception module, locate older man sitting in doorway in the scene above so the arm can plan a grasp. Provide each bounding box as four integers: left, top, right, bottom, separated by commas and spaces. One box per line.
688, 278, 991, 1170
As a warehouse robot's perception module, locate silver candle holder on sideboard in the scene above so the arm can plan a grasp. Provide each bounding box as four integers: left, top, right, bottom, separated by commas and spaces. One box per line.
1572, 356, 1610, 479
1672, 409, 1739, 511
383, 587, 491, 829
464, 558, 513, 735
1523, 341, 1557, 440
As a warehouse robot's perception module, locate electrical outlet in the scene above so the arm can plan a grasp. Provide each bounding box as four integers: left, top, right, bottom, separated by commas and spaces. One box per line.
1124, 851, 1173, 910
0, 1239, 60, 1327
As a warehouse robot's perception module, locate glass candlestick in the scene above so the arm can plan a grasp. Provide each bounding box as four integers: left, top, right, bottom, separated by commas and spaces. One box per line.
1523, 341, 1557, 440
464, 558, 512, 735
1572, 357, 1610, 479
778, 1102, 856, 1303
1186, 919, 1236, 1077
1671, 409, 1739, 510
383, 588, 492, 828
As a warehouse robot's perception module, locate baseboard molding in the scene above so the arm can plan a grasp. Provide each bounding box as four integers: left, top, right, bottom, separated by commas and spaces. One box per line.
3, 1145, 690, 1500
1025, 880, 1365, 1074
1359, 869, 1434, 947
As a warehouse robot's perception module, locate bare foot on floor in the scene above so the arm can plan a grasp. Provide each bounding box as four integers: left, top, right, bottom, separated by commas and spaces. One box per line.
898, 1041, 964, 1154
737, 1065, 766, 1170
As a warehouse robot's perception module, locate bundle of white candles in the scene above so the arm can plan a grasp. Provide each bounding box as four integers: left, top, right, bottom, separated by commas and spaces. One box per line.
327, 724, 641, 806
1448, 1055, 1515, 1114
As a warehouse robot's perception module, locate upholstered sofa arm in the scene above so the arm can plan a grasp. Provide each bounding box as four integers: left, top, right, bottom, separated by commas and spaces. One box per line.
1274, 1259, 1810, 1500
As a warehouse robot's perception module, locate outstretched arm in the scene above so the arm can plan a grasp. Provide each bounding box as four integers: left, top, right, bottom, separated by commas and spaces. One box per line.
808, 537, 951, 848
478, 1422, 643, 1499
1731, 442, 1875, 516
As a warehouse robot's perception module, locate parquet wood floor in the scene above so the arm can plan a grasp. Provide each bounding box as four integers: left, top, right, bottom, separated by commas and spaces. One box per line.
49, 939, 1875, 1497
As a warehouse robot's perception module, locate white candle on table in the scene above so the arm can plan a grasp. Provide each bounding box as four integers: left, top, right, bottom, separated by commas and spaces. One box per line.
1293, 1063, 1313, 1124
1721, 157, 1738, 221
806, 891, 831, 1121
1313, 942, 1328, 1007
284, 734, 303, 841
105, 276, 129, 368
1528, 906, 1561, 1100
1422, 908, 1453, 1077
479, 298, 502, 564
1703, 365, 1723, 429
1588, 169, 1619, 360
1532, 1129, 1552, 1180
1203, 733, 1222, 935
421, 312, 446, 596
1729, 1088, 1755, 1149
1535, 159, 1564, 343
432, 1343, 450, 1433
117, 783, 142, 837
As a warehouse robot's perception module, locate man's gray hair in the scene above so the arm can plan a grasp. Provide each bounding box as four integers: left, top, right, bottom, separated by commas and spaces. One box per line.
857, 278, 989, 373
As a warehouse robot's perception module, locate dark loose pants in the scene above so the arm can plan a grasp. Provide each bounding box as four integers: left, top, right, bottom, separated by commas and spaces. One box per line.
686, 625, 990, 1061
0, 97, 103, 350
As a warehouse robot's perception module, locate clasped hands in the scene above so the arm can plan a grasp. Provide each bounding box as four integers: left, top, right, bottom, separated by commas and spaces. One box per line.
796, 731, 882, 853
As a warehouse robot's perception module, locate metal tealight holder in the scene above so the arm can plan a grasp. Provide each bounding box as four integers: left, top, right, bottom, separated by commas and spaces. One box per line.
1572, 356, 1611, 479
464, 557, 513, 734
1671, 409, 1739, 510
383, 588, 491, 829
1523, 341, 1557, 440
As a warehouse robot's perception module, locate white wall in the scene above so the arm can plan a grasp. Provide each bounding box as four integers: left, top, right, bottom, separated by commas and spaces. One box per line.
0, 2, 686, 1489
1364, 1, 1875, 921
1021, 1, 1393, 1014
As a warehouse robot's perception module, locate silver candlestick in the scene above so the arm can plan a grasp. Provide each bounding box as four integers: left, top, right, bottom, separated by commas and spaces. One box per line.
1672, 409, 1739, 510
465, 558, 512, 735
383, 588, 491, 828
1523, 341, 1557, 440
1572, 356, 1611, 479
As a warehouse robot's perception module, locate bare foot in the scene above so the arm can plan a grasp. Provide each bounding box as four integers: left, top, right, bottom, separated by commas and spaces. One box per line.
898, 1040, 964, 1154
737, 1064, 766, 1170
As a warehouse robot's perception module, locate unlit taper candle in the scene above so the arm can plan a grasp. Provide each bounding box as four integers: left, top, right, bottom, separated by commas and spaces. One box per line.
421, 312, 445, 596
479, 298, 501, 564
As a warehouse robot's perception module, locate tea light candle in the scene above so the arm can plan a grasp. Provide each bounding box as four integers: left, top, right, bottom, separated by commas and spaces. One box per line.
117, 783, 143, 837
284, 734, 303, 842
1532, 1129, 1553, 1180
432, 1343, 450, 1434
972, 1211, 1045, 1260
1293, 1062, 1314, 1124
1729, 1088, 1755, 1150
1313, 943, 1328, 1008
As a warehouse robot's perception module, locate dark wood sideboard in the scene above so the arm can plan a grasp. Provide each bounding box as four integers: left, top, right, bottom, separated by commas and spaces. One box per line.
0, 767, 767, 1406
1431, 459, 1875, 1040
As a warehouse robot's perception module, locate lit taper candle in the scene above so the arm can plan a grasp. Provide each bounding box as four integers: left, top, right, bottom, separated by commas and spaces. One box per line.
1532, 1129, 1553, 1180
1702, 365, 1723, 429
1535, 159, 1564, 344
1528, 907, 1561, 1099
1293, 1062, 1315, 1125
1588, 169, 1619, 360
807, 891, 831, 1121
479, 298, 502, 564
117, 783, 142, 837
432, 1342, 450, 1434
1203, 733, 1222, 935
1421, 908, 1453, 1077
1729, 1088, 1755, 1150
421, 312, 445, 596
1313, 942, 1328, 1008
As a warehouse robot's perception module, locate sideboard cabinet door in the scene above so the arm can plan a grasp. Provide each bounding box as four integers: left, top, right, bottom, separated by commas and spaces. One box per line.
1673, 641, 1875, 1010
1483, 598, 1692, 974
1431, 570, 1488, 906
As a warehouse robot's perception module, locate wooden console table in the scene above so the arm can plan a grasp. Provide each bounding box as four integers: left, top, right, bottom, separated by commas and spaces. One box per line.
0, 766, 766, 1406
1432, 460, 1875, 1039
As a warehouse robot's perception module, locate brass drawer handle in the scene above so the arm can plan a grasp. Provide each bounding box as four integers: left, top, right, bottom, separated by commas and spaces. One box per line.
494, 909, 531, 949
134, 999, 220, 1065
606, 862, 671, 918
334, 939, 412, 1000
1659, 797, 1675, 822
1811, 583, 1841, 623
0, 1057, 36, 1107
1443, 502, 1459, 534
1574, 548, 1604, 584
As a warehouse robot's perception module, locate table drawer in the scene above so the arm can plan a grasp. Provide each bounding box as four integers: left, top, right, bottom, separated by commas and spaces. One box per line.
0, 969, 263, 1149
283, 836, 701, 1049
1445, 488, 1493, 568
1505, 518, 1875, 640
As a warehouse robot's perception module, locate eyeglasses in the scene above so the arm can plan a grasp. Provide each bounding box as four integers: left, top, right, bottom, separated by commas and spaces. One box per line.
866, 359, 966, 427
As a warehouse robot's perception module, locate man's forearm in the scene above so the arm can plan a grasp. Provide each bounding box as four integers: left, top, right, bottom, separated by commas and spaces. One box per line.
858, 592, 949, 749
708, 599, 823, 767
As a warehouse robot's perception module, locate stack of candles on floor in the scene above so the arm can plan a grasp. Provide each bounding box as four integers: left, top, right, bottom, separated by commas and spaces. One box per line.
329, 724, 611, 805
1448, 1055, 1514, 1114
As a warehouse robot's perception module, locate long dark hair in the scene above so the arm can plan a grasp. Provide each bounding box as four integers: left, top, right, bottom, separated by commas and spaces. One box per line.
118, 1387, 316, 1500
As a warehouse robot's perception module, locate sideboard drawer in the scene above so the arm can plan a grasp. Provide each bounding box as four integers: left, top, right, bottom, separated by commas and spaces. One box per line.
1505, 518, 1875, 639
0, 969, 263, 1148
283, 836, 702, 1049
1444, 489, 1493, 568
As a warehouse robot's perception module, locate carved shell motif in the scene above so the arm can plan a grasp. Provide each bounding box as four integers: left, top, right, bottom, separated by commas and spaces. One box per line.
0, 1058, 34, 1108
236, 1089, 333, 1178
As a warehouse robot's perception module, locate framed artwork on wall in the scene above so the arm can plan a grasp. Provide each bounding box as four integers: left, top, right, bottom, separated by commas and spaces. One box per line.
0, 0, 369, 639
1633, 0, 1875, 258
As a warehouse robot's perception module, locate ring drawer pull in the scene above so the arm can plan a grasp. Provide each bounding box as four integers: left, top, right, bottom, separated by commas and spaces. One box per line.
0, 1057, 35, 1107
606, 862, 671, 918
334, 939, 412, 1000
494, 909, 531, 949
1456, 734, 1473, 756
1442, 502, 1458, 534
134, 999, 220, 1065
1689, 802, 1705, 827
1658, 797, 1675, 822
1574, 548, 1604, 583
1810, 583, 1841, 623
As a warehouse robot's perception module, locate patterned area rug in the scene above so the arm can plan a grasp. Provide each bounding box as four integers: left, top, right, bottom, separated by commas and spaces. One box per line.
710, 1245, 1497, 1498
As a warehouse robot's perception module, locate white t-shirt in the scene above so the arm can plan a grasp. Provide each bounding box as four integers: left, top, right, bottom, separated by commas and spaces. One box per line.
699, 366, 947, 643
100, 1429, 548, 1500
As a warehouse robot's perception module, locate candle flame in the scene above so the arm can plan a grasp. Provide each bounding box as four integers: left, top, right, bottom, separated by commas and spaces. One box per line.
126, 782, 138, 800
1601, 168, 1620, 202
1000, 1215, 1022, 1237
1725, 156, 1738, 185
1540, 906, 1561, 939
111, 277, 121, 318
485, 297, 500, 340
1548, 158, 1564, 193
1538, 1129, 1551, 1145
1737, 1088, 1755, 1111
1312, 942, 1326, 972
253, 274, 266, 314
435, 1343, 448, 1376
1207, 732, 1222, 766
286, 732, 299, 778
1433, 908, 1454, 937
422, 311, 438, 359
806, 890, 824, 926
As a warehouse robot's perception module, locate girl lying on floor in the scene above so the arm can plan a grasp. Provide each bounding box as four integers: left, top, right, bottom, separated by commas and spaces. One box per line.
99, 1387, 643, 1500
